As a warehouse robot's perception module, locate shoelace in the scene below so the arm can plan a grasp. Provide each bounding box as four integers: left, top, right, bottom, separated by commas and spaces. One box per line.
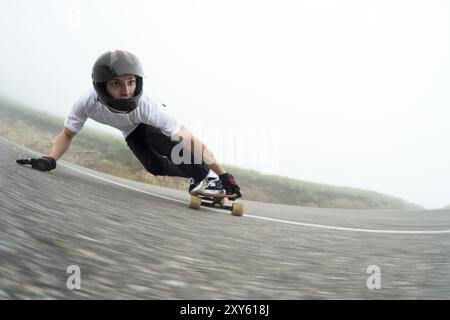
206, 178, 220, 188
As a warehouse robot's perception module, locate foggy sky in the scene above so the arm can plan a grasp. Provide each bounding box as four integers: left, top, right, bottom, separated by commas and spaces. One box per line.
1, 0, 449, 209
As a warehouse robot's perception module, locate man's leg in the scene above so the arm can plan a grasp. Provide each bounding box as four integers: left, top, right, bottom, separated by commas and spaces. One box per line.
125, 124, 210, 181
126, 124, 184, 177
145, 125, 224, 194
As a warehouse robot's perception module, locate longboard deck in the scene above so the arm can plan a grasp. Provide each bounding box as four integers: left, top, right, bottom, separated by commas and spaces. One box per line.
192, 191, 239, 199
189, 192, 244, 216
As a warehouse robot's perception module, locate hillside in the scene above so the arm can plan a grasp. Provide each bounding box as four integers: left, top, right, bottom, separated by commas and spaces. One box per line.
0, 96, 423, 210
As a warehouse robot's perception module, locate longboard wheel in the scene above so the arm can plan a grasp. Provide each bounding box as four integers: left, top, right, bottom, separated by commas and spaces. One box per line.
189, 195, 201, 209
231, 203, 244, 216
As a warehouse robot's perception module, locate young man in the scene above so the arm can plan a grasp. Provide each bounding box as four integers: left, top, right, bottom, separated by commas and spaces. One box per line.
16, 50, 242, 198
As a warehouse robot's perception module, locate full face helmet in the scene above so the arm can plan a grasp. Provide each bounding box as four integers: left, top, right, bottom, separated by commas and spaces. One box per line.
92, 50, 144, 113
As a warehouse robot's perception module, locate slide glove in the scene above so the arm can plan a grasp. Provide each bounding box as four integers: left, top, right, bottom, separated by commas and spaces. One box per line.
219, 173, 242, 199
16, 156, 56, 172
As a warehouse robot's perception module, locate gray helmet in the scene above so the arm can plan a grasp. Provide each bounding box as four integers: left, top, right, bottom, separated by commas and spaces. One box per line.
92, 50, 144, 113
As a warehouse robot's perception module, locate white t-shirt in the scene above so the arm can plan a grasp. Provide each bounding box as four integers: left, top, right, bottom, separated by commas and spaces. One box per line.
64, 89, 182, 138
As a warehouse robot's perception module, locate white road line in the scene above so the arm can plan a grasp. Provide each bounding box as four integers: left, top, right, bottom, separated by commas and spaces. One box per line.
8, 137, 450, 235
63, 164, 186, 205
243, 214, 450, 234
61, 163, 450, 235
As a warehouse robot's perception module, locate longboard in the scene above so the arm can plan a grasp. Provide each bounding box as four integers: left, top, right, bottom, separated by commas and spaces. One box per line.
188, 191, 244, 216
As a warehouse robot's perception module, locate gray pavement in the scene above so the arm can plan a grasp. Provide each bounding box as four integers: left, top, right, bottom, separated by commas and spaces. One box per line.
1, 137, 449, 299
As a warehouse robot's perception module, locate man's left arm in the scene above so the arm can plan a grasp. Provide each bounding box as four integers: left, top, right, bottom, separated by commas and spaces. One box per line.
175, 126, 242, 197
175, 126, 226, 175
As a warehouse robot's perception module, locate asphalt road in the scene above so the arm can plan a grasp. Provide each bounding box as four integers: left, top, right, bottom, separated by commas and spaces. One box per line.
1, 137, 449, 299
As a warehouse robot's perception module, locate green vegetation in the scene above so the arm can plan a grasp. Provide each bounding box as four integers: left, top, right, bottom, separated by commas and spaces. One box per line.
0, 96, 423, 210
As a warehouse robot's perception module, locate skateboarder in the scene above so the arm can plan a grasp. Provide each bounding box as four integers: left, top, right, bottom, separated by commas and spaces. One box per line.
16, 50, 242, 198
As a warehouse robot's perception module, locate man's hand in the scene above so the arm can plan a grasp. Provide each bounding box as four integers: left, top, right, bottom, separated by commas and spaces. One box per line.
16, 156, 57, 172
219, 173, 242, 199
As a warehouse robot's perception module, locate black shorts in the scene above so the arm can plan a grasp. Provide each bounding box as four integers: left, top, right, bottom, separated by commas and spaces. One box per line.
125, 123, 210, 181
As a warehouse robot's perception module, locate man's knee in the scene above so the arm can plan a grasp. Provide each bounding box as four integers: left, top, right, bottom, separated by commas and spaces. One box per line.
143, 160, 166, 176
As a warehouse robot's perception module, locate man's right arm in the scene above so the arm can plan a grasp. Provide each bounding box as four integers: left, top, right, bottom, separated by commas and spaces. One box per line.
16, 127, 77, 171
48, 127, 77, 160
17, 91, 87, 172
